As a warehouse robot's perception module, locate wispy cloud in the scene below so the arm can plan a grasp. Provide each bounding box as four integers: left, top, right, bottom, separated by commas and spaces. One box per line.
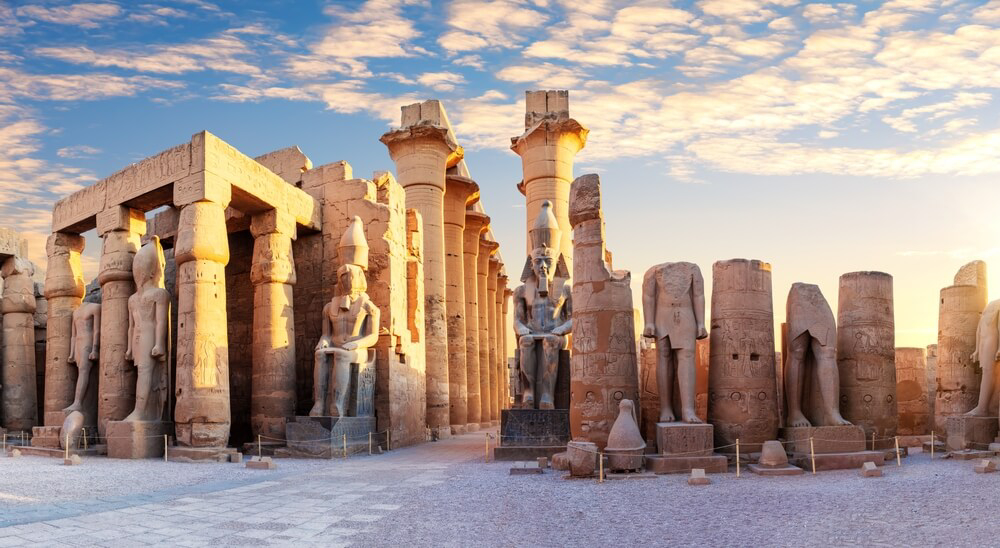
16, 3, 121, 29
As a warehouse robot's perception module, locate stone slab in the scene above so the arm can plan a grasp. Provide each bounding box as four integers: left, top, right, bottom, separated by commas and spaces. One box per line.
861, 461, 882, 477
499, 409, 570, 447
790, 450, 885, 471
748, 463, 805, 476
946, 416, 998, 451
645, 454, 728, 474
950, 450, 994, 460
781, 425, 865, 454
657, 423, 713, 457
509, 462, 543, 475
13, 446, 101, 458
30, 426, 62, 449
493, 445, 567, 461
688, 469, 711, 485
168, 446, 240, 463
285, 416, 376, 458
974, 459, 997, 473
246, 456, 276, 470
107, 421, 169, 459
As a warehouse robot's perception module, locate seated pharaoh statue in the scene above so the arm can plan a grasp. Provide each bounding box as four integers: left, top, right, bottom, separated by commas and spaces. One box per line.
309, 216, 380, 418
124, 236, 170, 423
513, 201, 572, 410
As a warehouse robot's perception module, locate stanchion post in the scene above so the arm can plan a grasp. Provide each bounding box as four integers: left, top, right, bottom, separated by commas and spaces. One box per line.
343, 433, 348, 459
930, 431, 935, 459
871, 432, 875, 451
736, 438, 741, 478
64, 432, 69, 460
598, 452, 604, 483
369, 432, 373, 455
810, 437, 816, 475
485, 433, 490, 462
164, 434, 168, 463
388, 430, 391, 451
895, 436, 901, 466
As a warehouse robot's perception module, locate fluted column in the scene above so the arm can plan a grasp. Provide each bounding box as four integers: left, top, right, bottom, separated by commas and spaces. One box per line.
477, 236, 499, 427
96, 206, 145, 438
381, 119, 462, 439
1, 257, 38, 432
502, 287, 512, 409
443, 175, 479, 435
462, 210, 489, 430
250, 210, 297, 442
487, 256, 500, 424
43, 232, 85, 426
174, 180, 232, 448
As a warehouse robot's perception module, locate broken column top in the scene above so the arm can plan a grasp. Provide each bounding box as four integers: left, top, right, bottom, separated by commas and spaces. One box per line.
954, 260, 987, 288
0, 227, 28, 261
524, 90, 569, 129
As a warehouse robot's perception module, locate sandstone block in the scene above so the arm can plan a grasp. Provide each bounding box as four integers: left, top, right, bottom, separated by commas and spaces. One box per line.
974, 459, 997, 473
567, 440, 598, 478
781, 425, 866, 454
688, 468, 711, 485
107, 421, 168, 459
63, 454, 82, 466
946, 416, 998, 451
861, 461, 882, 477
657, 423, 714, 456
246, 456, 277, 470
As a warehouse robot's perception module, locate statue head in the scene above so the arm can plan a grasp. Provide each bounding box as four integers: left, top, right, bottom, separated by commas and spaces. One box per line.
133, 236, 165, 289
521, 200, 566, 295
337, 264, 367, 297
337, 216, 369, 298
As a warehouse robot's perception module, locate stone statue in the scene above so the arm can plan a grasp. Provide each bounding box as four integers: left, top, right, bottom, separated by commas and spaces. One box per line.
64, 283, 101, 413
641, 262, 707, 423
513, 201, 572, 410
310, 216, 380, 418
124, 236, 170, 422
966, 298, 1000, 417
784, 283, 851, 427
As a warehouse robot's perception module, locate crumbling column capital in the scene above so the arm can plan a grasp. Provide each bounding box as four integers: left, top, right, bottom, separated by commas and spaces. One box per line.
380, 125, 464, 192
174, 200, 230, 266
44, 232, 85, 301
509, 118, 588, 159
96, 205, 146, 237
479, 237, 499, 257
444, 175, 480, 227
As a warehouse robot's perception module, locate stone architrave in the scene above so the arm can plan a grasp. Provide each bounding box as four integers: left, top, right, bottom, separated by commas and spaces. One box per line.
2, 257, 38, 432
124, 236, 170, 423
477, 236, 498, 426
708, 259, 779, 453
487, 256, 501, 423
837, 271, 897, 450
895, 347, 929, 436
250, 210, 297, 441
462, 210, 489, 430
510, 90, 588, 273
42, 232, 86, 426
936, 263, 987, 435
96, 206, 145, 438
567, 174, 638, 449
926, 344, 937, 424
443, 175, 479, 435
381, 101, 463, 439
174, 194, 232, 448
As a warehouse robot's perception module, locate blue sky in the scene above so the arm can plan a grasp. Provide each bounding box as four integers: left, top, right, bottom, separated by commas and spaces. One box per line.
2, 0, 1000, 348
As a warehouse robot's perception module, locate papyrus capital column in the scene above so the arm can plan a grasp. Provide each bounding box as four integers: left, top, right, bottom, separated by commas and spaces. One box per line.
2, 256, 38, 432
96, 206, 145, 438
43, 232, 85, 426
487, 255, 501, 424
502, 287, 512, 409
495, 270, 508, 414
249, 209, 297, 442
511, 90, 588, 272
381, 104, 463, 438
173, 176, 232, 448
477, 236, 499, 427
443, 175, 479, 435
462, 210, 489, 429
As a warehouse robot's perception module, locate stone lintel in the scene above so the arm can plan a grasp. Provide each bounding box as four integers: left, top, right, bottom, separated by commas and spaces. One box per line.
96, 205, 147, 236
0, 227, 28, 262
250, 209, 297, 238
173, 172, 232, 208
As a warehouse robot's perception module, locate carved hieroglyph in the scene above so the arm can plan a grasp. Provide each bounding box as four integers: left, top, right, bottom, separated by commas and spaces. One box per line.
895, 347, 929, 435
2, 256, 38, 432
124, 236, 170, 423
567, 174, 637, 449
935, 263, 987, 434
837, 271, 897, 449
708, 259, 778, 453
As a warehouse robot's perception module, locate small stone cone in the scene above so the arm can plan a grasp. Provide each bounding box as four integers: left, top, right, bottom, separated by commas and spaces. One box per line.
606, 400, 646, 451
758, 440, 789, 467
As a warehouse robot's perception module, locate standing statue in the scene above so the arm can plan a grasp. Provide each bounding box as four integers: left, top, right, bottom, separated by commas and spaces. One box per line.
784, 283, 851, 427
966, 298, 1000, 417
310, 217, 380, 418
513, 201, 572, 410
64, 284, 101, 413
641, 262, 707, 423
124, 236, 170, 422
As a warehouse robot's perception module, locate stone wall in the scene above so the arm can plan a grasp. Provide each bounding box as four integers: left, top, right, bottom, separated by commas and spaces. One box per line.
225, 231, 254, 447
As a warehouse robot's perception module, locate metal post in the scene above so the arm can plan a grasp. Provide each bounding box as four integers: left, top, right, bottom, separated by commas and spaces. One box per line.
895, 436, 901, 466
735, 438, 740, 478
164, 434, 168, 463
810, 437, 816, 475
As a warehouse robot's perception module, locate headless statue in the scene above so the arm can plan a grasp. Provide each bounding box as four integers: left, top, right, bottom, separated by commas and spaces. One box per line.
124, 236, 170, 422
513, 201, 572, 410
784, 283, 851, 427
64, 284, 101, 413
967, 299, 1000, 417
310, 217, 380, 418
641, 262, 707, 423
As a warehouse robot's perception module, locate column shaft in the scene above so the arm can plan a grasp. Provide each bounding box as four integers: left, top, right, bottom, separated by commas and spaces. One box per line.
1, 257, 37, 432
43, 232, 85, 426
486, 257, 500, 424
477, 238, 497, 427
463, 212, 488, 428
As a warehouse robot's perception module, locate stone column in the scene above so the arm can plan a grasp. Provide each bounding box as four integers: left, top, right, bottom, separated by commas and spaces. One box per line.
708, 259, 778, 454
443, 175, 479, 435
501, 286, 512, 410
381, 109, 462, 439
42, 232, 85, 426
477, 236, 499, 427
487, 256, 501, 424
837, 271, 897, 450
249, 210, 297, 442
96, 206, 145, 438
494, 271, 507, 413
462, 210, 489, 430
896, 347, 929, 436
1, 257, 38, 432
174, 181, 232, 448
510, 90, 588, 273
926, 343, 937, 426
935, 284, 985, 434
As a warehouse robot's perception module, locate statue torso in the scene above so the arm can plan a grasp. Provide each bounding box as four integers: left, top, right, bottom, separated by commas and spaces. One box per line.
328, 293, 372, 346
522, 278, 569, 333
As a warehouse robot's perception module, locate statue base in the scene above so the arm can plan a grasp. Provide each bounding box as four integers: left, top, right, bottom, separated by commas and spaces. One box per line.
945, 416, 998, 451
645, 423, 726, 474
789, 450, 885, 471
494, 409, 570, 461
283, 416, 376, 458
107, 421, 170, 459
29, 426, 63, 449
747, 462, 804, 476
781, 425, 866, 454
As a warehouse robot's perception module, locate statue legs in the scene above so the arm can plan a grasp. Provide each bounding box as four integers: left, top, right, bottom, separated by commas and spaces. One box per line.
124, 362, 162, 422
518, 336, 537, 407
538, 334, 562, 410
786, 333, 850, 427
64, 359, 92, 413
310, 349, 330, 417
310, 348, 359, 417
656, 338, 700, 423
812, 339, 849, 425
785, 334, 811, 427
329, 349, 354, 417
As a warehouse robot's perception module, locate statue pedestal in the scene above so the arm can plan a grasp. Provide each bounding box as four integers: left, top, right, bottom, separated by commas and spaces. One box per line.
494, 409, 570, 461
782, 425, 884, 471
283, 416, 376, 458
107, 421, 169, 459
945, 416, 998, 452
30, 426, 62, 449
645, 423, 727, 474
19, 424, 100, 458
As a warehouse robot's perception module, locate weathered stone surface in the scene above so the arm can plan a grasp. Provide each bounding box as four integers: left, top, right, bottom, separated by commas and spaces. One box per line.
478, 236, 498, 425
945, 415, 998, 451
253, 146, 312, 185
487, 256, 501, 423
462, 211, 489, 429
837, 272, 897, 450
657, 423, 714, 456
639, 338, 709, 442
645, 455, 728, 474
936, 282, 986, 435
789, 450, 886, 471
285, 416, 376, 458
246, 455, 277, 470
107, 420, 168, 459
566, 440, 598, 477
2, 257, 38, 432
124, 237, 171, 424
443, 175, 478, 434
43, 232, 86, 427
974, 459, 997, 473
896, 347, 930, 436
781, 425, 866, 454
861, 461, 882, 477
499, 409, 570, 447
926, 344, 937, 427
605, 400, 645, 471
708, 259, 778, 453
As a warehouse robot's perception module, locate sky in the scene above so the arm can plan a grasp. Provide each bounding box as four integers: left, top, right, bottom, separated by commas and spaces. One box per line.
2, 0, 1000, 351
